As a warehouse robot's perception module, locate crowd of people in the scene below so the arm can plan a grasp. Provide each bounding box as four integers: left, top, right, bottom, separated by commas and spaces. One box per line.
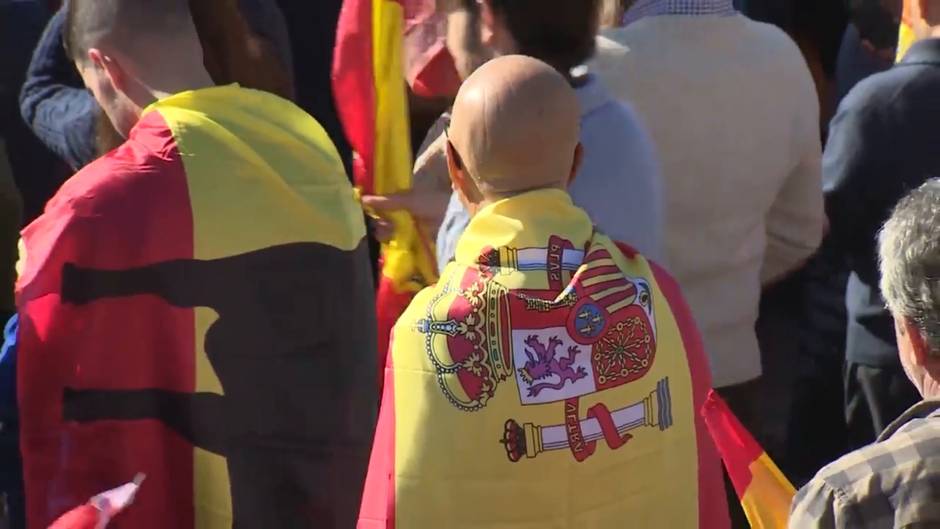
0, 0, 938, 528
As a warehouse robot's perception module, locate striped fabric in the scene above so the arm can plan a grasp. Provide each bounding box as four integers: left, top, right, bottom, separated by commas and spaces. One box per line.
17, 85, 377, 529
623, 0, 736, 25
789, 401, 940, 528
334, 0, 439, 371
703, 391, 796, 529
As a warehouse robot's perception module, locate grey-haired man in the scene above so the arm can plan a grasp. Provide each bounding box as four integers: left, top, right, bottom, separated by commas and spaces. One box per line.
789, 179, 940, 528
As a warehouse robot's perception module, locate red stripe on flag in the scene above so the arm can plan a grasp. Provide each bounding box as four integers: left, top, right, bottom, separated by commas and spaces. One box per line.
597, 285, 637, 311
585, 249, 613, 263
358, 330, 398, 529
333, 0, 377, 192
701, 390, 764, 497
47, 505, 99, 529
644, 248, 730, 529
19, 112, 196, 529
375, 275, 414, 390
581, 265, 622, 279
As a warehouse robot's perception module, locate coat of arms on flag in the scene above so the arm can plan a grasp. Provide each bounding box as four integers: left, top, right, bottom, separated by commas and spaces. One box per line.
416, 236, 673, 463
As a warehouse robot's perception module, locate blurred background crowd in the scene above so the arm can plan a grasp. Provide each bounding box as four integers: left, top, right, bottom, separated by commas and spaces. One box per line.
0, 0, 934, 527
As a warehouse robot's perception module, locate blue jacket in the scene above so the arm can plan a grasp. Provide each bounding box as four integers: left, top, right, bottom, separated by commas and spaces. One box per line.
0, 315, 22, 529
824, 38, 940, 365
18, 5, 98, 174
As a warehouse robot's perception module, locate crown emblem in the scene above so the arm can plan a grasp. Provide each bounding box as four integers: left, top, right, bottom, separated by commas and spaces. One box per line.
417, 267, 513, 411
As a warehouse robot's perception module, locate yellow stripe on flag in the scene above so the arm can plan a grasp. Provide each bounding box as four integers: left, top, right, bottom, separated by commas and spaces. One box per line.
373, 0, 437, 290
898, 0, 916, 61
741, 453, 797, 529
702, 390, 796, 529
194, 308, 230, 529
150, 84, 365, 529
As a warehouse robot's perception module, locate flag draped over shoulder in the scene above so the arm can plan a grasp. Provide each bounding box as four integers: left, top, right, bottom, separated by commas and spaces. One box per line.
898, 0, 916, 61
17, 85, 377, 529
359, 189, 728, 528
333, 0, 439, 367
702, 391, 796, 529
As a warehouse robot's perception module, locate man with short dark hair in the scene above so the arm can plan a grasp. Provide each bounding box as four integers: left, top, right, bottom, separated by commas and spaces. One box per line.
789, 179, 940, 528
14, 1, 376, 527
363, 0, 663, 270
19, 0, 295, 178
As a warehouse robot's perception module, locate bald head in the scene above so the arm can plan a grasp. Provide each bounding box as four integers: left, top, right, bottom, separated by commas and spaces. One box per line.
448, 55, 581, 198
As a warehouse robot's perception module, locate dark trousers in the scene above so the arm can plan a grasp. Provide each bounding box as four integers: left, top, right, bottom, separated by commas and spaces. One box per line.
784, 352, 847, 486
844, 362, 920, 450
718, 379, 763, 529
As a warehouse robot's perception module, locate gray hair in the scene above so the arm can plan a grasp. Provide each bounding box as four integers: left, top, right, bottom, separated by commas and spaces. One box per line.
879, 179, 940, 356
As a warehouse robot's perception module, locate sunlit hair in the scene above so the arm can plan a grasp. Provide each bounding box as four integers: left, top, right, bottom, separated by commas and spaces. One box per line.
879, 178, 940, 356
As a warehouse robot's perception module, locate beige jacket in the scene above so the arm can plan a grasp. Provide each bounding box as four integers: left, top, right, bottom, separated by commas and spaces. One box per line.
592, 14, 824, 387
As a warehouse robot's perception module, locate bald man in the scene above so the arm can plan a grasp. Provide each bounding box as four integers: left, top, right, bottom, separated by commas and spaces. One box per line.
358, 56, 728, 529
12, 1, 376, 528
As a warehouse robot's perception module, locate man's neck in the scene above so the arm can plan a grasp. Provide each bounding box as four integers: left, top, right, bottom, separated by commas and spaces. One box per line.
922, 376, 940, 400
477, 184, 565, 209
146, 67, 217, 102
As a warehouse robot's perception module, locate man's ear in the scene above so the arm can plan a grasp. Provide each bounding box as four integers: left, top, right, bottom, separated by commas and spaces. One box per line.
901, 317, 932, 366
567, 143, 584, 188
479, 0, 496, 46
446, 140, 482, 209
88, 48, 126, 94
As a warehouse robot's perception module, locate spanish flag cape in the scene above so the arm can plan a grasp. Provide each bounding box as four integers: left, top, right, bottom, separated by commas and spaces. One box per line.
17, 85, 377, 529
333, 0, 438, 369
359, 189, 728, 528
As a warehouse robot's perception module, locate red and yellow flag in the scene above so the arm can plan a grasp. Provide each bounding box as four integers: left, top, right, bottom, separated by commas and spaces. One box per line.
702, 390, 796, 529
898, 0, 916, 60
333, 0, 439, 368
17, 85, 376, 529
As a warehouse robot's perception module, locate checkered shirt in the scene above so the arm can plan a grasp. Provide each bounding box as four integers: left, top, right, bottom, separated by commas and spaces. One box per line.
622, 0, 736, 26
789, 400, 940, 528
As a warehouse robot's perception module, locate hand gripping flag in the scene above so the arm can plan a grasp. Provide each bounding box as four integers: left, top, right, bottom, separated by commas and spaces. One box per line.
333, 0, 440, 371
48, 475, 145, 529
702, 391, 796, 529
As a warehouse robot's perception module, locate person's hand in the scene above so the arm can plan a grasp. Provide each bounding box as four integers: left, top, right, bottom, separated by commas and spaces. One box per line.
362, 189, 451, 242
370, 216, 396, 244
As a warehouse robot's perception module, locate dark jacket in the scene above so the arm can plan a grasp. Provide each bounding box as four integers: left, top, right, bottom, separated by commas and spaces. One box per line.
823, 38, 940, 365
275, 0, 352, 173
3, 0, 58, 224
18, 5, 97, 173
